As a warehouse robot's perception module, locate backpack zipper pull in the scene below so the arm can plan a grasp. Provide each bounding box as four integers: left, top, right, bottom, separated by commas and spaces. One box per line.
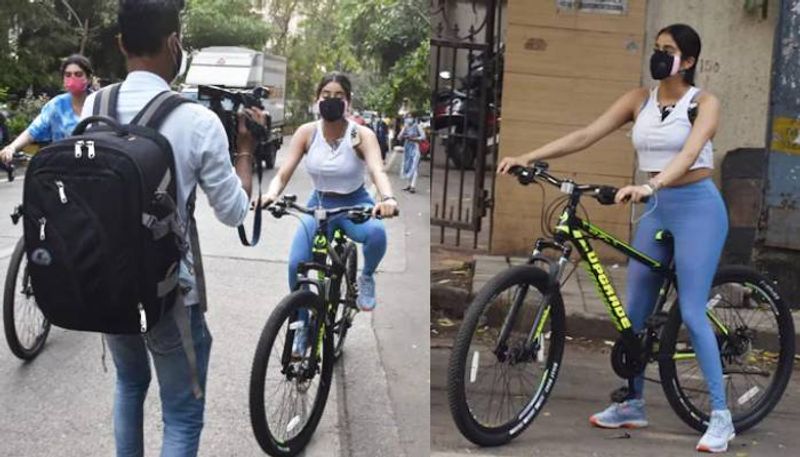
39, 217, 46, 241
86, 140, 96, 159
138, 304, 147, 333
74, 140, 84, 159
55, 180, 68, 203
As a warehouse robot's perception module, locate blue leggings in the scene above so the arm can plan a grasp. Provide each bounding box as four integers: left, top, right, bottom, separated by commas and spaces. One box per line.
288, 187, 387, 290
626, 178, 729, 411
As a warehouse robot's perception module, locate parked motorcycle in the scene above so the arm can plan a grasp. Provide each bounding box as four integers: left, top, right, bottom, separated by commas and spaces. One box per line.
432, 46, 503, 170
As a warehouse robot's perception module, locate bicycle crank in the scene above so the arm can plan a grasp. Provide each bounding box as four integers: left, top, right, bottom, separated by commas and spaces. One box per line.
610, 338, 646, 379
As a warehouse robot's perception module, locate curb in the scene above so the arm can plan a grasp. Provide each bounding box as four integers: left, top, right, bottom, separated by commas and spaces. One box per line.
339, 311, 405, 457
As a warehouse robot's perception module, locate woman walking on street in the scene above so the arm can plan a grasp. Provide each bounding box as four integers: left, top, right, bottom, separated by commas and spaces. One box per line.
399, 113, 425, 193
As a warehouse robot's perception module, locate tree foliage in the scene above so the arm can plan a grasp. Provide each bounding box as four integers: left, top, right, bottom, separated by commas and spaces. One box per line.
183, 0, 273, 50
0, 0, 122, 97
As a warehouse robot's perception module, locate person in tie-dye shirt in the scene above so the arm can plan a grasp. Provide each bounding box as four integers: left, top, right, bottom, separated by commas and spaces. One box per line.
0, 54, 94, 181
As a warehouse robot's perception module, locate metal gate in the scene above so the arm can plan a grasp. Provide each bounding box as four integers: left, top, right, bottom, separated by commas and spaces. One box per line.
429, 0, 503, 249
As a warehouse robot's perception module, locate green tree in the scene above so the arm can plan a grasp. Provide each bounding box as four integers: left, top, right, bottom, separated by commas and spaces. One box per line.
183, 0, 273, 50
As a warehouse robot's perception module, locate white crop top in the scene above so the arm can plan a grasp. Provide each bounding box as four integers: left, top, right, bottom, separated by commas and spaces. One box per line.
305, 121, 366, 194
631, 86, 713, 172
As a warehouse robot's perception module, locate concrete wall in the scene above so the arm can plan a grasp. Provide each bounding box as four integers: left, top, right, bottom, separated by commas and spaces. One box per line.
641, 0, 779, 170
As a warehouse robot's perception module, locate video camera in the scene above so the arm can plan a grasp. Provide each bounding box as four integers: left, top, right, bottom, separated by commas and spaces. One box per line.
198, 85, 276, 168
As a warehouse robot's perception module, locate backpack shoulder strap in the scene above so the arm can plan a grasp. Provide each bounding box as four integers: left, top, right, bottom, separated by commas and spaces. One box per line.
131, 91, 193, 130
92, 83, 122, 119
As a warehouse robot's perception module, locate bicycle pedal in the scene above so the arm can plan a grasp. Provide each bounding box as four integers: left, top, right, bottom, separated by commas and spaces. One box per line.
645, 312, 669, 328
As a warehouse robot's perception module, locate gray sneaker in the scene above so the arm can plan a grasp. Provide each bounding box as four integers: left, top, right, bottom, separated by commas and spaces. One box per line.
589, 399, 648, 429
696, 409, 735, 453
356, 275, 376, 311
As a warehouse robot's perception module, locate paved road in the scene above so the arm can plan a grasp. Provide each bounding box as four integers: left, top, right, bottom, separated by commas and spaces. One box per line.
431, 337, 800, 457
0, 141, 429, 456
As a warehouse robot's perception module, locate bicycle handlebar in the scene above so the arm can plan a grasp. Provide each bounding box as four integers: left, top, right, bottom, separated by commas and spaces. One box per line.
508, 163, 648, 205
267, 195, 399, 222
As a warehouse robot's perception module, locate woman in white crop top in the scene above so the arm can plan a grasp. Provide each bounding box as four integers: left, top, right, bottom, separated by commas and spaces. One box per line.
499, 25, 735, 453
259, 73, 397, 312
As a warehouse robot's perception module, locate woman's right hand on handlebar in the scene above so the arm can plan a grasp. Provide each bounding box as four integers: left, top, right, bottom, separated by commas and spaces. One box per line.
252, 193, 279, 210
497, 156, 527, 175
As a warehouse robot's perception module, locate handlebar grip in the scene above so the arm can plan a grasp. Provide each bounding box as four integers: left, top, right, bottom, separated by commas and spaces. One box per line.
596, 186, 618, 205
508, 165, 535, 185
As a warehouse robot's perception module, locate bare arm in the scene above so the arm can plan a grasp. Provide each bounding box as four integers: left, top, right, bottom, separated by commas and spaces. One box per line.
261, 123, 312, 204
497, 88, 646, 173
0, 131, 34, 163
357, 125, 398, 218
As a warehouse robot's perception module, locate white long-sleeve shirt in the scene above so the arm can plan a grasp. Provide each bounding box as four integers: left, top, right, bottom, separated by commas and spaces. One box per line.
82, 71, 248, 305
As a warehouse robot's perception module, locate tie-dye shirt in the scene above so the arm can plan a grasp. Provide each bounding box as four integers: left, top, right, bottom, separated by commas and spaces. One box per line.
26, 92, 80, 143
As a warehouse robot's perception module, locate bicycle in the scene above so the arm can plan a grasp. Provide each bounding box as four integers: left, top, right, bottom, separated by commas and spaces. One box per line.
447, 162, 795, 446
249, 194, 396, 456
3, 201, 51, 360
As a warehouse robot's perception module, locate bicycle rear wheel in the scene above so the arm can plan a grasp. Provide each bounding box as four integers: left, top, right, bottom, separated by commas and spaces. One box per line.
4, 237, 50, 360
447, 265, 565, 446
659, 266, 795, 433
249, 290, 334, 456
333, 243, 357, 360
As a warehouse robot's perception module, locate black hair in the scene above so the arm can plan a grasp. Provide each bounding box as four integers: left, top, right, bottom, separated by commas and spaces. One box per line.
316, 72, 352, 101
118, 0, 184, 57
60, 54, 93, 79
657, 24, 701, 85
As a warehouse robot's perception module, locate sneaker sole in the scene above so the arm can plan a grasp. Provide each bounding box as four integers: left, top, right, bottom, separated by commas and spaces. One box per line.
696, 433, 735, 453
589, 416, 648, 429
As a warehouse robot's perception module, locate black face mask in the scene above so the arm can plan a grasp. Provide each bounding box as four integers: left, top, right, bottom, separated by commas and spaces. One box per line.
650, 50, 679, 80
319, 98, 345, 122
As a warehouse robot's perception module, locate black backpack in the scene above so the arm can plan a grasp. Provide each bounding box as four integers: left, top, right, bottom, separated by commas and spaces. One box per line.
23, 85, 192, 334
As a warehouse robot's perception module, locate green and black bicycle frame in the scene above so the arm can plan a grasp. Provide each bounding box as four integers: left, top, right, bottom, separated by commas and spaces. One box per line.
497, 188, 729, 393
282, 227, 349, 378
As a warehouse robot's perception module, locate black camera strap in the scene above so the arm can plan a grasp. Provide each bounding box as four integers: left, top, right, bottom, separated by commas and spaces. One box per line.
237, 155, 263, 246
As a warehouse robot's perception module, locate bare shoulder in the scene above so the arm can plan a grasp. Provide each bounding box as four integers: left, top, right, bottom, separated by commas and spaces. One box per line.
628, 87, 650, 104
356, 124, 377, 140
695, 89, 719, 105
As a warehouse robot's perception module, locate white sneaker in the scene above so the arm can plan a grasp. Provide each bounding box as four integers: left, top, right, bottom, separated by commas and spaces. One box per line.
696, 409, 735, 453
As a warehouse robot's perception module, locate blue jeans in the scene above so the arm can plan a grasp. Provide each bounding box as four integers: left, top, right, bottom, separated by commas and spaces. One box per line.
288, 187, 387, 290
105, 305, 212, 457
626, 178, 729, 410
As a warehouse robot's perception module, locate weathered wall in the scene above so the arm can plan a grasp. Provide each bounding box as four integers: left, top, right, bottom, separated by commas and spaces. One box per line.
642, 0, 779, 170
492, 0, 646, 260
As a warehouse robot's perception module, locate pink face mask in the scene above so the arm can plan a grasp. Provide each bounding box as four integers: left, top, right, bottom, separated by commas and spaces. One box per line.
64, 76, 88, 95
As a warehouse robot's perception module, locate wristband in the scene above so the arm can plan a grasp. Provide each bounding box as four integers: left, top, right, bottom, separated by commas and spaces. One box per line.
381, 196, 396, 203
647, 178, 663, 191
641, 183, 655, 195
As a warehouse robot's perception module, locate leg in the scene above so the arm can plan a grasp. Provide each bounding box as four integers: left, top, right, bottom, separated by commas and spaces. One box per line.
670, 210, 729, 411
287, 214, 318, 291
625, 208, 672, 398
147, 305, 213, 457
105, 334, 152, 457
338, 217, 387, 278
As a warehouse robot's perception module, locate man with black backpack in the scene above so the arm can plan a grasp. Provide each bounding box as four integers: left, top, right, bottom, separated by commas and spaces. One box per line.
67, 1, 258, 455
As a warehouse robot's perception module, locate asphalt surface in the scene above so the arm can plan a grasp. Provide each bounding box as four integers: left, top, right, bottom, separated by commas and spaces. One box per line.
0, 142, 429, 456
431, 336, 800, 457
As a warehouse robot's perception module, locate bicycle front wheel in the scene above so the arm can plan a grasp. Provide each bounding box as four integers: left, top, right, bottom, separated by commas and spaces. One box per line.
659, 265, 795, 433
333, 242, 357, 360
3, 237, 50, 360
447, 265, 565, 446
249, 290, 334, 456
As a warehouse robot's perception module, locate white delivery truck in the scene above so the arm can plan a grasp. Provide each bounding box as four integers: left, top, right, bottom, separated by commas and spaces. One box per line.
181, 46, 287, 168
